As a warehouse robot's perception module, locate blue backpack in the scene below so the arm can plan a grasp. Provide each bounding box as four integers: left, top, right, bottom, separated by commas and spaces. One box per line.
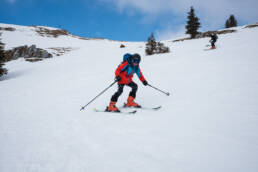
123, 53, 133, 63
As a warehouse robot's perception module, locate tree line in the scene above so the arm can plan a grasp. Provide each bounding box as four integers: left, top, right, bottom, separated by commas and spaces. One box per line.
185, 6, 237, 39
145, 6, 238, 55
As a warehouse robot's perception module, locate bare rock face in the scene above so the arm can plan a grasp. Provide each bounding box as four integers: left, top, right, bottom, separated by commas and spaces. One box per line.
5, 45, 53, 62
0, 27, 16, 31
31, 26, 70, 38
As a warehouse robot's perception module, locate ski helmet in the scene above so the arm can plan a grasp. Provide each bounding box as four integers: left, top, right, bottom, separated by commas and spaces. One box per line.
132, 53, 141, 64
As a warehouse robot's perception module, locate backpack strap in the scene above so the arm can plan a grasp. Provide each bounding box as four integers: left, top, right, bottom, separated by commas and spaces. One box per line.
121, 62, 129, 72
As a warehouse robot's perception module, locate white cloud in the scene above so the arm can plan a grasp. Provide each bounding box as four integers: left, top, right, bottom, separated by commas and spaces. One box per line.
156, 26, 187, 41
100, 0, 258, 29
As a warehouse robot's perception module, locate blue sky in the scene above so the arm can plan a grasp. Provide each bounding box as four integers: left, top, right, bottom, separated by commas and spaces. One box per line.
0, 0, 257, 41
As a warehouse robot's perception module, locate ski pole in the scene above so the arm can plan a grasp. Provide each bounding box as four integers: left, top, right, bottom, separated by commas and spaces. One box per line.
147, 83, 170, 96
80, 81, 117, 111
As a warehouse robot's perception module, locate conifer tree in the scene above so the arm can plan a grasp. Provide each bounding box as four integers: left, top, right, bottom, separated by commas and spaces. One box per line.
145, 33, 170, 55
185, 6, 201, 39
225, 19, 230, 28
156, 42, 169, 54
145, 33, 156, 55
225, 15, 237, 28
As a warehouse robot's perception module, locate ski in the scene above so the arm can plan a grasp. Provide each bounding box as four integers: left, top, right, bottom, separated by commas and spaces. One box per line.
204, 48, 216, 51
142, 106, 162, 111
123, 103, 161, 111
93, 108, 137, 114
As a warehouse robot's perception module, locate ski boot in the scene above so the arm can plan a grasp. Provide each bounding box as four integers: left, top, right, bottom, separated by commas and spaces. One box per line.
211, 46, 216, 49
125, 96, 141, 108
106, 101, 120, 112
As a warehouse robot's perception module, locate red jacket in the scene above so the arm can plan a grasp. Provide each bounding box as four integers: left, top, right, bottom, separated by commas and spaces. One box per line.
115, 61, 146, 84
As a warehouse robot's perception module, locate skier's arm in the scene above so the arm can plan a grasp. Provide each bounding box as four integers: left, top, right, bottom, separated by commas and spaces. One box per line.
136, 67, 146, 82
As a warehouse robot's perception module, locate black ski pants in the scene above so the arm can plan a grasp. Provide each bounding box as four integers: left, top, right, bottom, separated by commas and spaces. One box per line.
111, 82, 138, 102
211, 40, 216, 47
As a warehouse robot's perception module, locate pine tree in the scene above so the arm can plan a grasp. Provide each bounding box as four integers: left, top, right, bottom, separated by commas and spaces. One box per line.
145, 33, 170, 55
229, 15, 237, 27
225, 19, 230, 28
145, 33, 156, 55
185, 6, 201, 39
156, 42, 169, 54
225, 15, 237, 28
0, 39, 8, 77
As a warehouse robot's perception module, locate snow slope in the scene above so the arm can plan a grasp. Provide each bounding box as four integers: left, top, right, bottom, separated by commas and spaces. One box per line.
1, 23, 258, 172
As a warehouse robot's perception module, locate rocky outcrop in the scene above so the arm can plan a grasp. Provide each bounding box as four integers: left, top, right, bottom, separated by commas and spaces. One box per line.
31, 26, 70, 38
48, 47, 74, 56
244, 23, 258, 29
5, 45, 52, 62
195, 29, 236, 39
0, 27, 16, 31
173, 29, 236, 42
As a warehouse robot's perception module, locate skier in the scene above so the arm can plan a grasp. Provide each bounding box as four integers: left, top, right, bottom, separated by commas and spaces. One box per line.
106, 53, 148, 112
210, 33, 218, 49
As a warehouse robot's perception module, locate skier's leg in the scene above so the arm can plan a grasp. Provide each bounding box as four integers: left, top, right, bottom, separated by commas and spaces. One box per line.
126, 82, 140, 107
128, 82, 138, 98
108, 84, 124, 111
211, 41, 216, 49
111, 84, 124, 102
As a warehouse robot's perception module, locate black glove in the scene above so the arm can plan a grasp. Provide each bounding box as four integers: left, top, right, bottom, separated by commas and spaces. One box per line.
115, 76, 121, 82
143, 80, 148, 86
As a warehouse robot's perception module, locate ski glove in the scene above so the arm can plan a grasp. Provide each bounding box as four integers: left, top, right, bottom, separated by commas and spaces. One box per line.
115, 76, 121, 82
143, 80, 148, 86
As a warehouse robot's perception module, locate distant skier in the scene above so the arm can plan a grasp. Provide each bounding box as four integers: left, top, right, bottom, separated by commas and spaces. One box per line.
210, 33, 218, 49
107, 53, 148, 112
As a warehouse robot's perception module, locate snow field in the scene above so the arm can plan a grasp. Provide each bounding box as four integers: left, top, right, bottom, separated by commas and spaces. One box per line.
0, 23, 258, 172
